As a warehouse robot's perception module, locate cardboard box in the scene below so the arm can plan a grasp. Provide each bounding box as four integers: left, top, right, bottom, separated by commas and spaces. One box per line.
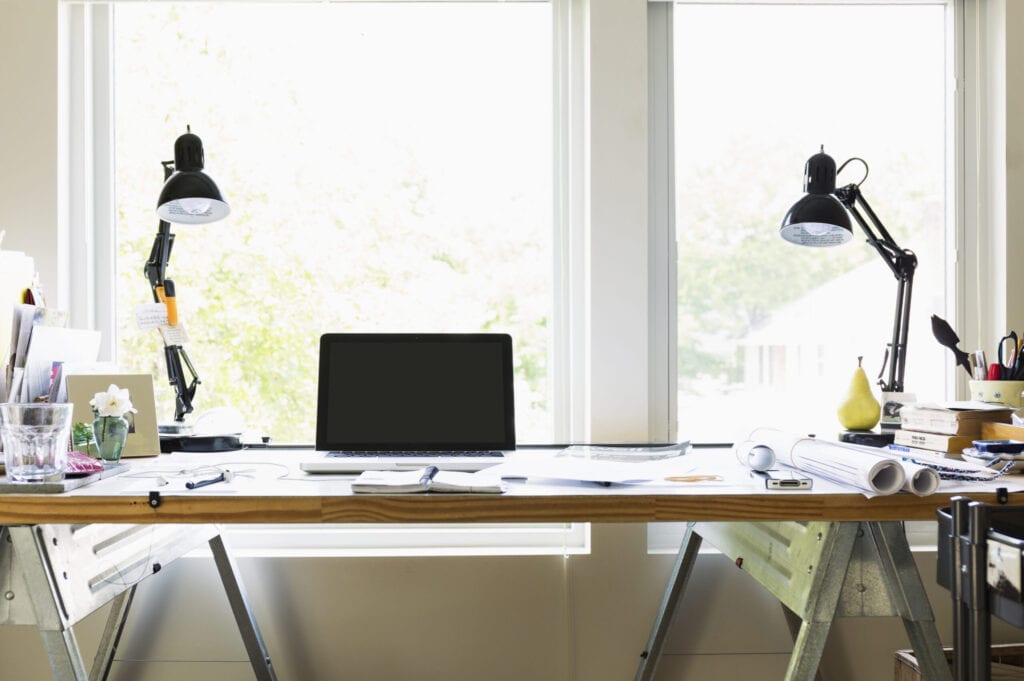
895, 645, 1024, 681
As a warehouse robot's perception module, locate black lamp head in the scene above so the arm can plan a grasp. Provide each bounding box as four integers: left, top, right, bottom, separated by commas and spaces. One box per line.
779, 147, 852, 247
156, 127, 230, 225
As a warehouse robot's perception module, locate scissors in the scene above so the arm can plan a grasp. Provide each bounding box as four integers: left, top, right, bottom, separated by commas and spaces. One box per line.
998, 331, 1019, 379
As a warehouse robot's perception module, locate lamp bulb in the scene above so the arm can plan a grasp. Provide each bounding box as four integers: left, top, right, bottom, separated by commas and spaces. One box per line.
802, 222, 835, 236
177, 197, 213, 216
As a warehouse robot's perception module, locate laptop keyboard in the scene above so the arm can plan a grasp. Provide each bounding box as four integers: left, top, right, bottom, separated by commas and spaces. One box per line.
328, 450, 505, 458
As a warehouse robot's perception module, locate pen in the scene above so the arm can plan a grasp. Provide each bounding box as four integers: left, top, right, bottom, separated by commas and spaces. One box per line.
186, 472, 227, 489
419, 466, 439, 488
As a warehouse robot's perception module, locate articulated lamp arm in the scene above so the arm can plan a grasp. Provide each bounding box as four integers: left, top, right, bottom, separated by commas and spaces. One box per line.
144, 161, 200, 423
834, 183, 918, 393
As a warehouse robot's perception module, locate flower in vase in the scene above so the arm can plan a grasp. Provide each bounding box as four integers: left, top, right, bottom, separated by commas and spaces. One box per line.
90, 384, 138, 418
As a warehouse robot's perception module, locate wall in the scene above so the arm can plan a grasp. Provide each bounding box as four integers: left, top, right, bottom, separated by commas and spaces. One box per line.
0, 0, 63, 307
2, 0, 1024, 680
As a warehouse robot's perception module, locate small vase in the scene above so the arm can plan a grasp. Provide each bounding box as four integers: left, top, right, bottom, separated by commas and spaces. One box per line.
93, 415, 128, 463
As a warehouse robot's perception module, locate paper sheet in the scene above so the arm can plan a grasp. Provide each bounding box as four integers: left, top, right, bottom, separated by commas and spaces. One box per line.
22, 326, 101, 402
485, 456, 664, 484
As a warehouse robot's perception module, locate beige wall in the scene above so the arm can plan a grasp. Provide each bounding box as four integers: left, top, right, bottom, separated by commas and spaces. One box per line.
0, 0, 63, 308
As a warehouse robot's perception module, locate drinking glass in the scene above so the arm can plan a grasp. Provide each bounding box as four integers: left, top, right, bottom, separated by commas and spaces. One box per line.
0, 403, 74, 483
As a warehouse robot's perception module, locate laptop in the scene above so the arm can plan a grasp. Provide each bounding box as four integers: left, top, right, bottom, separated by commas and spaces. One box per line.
300, 333, 516, 472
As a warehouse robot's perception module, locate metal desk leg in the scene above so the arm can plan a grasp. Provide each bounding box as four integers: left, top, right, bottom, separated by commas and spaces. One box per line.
89, 586, 136, 681
781, 606, 824, 681
637, 521, 953, 681
635, 523, 702, 681
867, 521, 952, 681
208, 534, 278, 681
8, 526, 90, 681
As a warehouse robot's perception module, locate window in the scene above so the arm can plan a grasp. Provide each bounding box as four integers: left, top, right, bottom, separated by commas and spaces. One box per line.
671, 1, 953, 444
58, 0, 587, 556
112, 2, 556, 444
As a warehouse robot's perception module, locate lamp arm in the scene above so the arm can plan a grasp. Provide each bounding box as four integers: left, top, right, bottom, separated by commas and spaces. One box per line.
835, 183, 918, 393
144, 163, 177, 295
165, 345, 200, 422
144, 221, 174, 297
146, 160, 201, 423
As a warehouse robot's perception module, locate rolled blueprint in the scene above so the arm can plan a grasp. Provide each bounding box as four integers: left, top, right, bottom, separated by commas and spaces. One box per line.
746, 428, 906, 496
840, 442, 941, 496
733, 440, 776, 471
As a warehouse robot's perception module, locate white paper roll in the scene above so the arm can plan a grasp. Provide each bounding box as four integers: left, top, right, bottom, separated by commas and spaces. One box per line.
746, 428, 906, 496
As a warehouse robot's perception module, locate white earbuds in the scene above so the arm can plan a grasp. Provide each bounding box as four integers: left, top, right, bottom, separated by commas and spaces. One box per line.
154, 476, 169, 487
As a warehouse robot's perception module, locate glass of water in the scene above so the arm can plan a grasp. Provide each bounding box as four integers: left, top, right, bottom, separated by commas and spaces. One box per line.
0, 403, 74, 483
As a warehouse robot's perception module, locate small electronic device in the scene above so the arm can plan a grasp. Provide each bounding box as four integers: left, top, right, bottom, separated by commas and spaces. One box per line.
759, 469, 812, 490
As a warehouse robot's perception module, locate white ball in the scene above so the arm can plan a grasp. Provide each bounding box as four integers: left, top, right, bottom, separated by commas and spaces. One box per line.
734, 441, 776, 471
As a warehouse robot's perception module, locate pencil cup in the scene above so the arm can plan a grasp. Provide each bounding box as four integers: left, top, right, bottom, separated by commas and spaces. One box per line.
967, 380, 1024, 408
0, 403, 74, 483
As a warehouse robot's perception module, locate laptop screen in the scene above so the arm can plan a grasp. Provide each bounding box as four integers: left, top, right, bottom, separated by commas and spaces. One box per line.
315, 333, 516, 451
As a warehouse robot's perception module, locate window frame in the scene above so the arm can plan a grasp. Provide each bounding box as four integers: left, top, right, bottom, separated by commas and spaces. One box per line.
646, 0, 965, 554
61, 0, 590, 557
59, 0, 1001, 559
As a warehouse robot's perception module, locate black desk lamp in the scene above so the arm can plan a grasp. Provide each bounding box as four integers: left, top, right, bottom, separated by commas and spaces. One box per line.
144, 126, 229, 428
780, 147, 917, 393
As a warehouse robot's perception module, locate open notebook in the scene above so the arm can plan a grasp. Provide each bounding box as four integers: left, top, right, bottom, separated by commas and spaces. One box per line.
300, 333, 515, 473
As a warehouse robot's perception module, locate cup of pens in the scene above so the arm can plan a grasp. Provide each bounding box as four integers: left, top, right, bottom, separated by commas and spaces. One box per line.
968, 380, 1024, 408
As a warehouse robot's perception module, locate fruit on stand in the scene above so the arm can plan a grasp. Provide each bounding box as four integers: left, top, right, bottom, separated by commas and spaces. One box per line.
837, 356, 881, 431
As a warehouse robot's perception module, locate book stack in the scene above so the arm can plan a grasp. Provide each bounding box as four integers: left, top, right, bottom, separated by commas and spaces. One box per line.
894, 402, 1015, 457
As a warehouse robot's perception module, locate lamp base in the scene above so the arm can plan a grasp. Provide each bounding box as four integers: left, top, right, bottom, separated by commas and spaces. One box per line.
838, 430, 895, 447
160, 434, 243, 453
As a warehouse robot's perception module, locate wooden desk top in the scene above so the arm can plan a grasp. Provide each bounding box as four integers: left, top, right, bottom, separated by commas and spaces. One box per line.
0, 448, 1019, 525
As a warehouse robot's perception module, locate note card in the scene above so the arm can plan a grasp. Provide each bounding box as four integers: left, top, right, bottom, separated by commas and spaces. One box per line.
135, 303, 168, 330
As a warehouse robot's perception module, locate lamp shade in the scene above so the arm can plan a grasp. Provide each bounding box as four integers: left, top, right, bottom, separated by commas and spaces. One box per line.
779, 147, 852, 247
779, 193, 852, 246
156, 131, 230, 224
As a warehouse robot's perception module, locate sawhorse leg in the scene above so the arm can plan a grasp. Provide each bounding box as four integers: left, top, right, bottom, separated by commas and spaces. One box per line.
208, 534, 278, 681
635, 523, 702, 681
867, 521, 951, 681
90, 586, 137, 681
636, 521, 953, 681
9, 526, 277, 681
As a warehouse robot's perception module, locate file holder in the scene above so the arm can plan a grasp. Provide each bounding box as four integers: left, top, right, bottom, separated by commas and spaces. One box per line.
636, 520, 951, 681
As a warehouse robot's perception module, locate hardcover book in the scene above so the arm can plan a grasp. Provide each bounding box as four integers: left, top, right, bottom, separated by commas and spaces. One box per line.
898, 402, 1013, 437
893, 429, 975, 455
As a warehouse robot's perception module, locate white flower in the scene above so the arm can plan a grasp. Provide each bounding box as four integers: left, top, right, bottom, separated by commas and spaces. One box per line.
89, 384, 138, 418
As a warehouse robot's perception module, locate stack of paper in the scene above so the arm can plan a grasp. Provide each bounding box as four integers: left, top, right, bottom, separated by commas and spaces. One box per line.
2, 304, 101, 403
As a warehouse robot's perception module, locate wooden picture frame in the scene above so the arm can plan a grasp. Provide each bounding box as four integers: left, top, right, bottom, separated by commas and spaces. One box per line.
66, 373, 161, 457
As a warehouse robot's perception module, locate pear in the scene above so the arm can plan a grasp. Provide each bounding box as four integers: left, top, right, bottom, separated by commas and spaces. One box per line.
837, 356, 881, 431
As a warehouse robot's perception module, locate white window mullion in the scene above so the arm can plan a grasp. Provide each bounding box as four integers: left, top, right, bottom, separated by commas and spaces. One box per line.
647, 0, 674, 442
62, 2, 115, 361
553, 0, 589, 443
587, 0, 650, 443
